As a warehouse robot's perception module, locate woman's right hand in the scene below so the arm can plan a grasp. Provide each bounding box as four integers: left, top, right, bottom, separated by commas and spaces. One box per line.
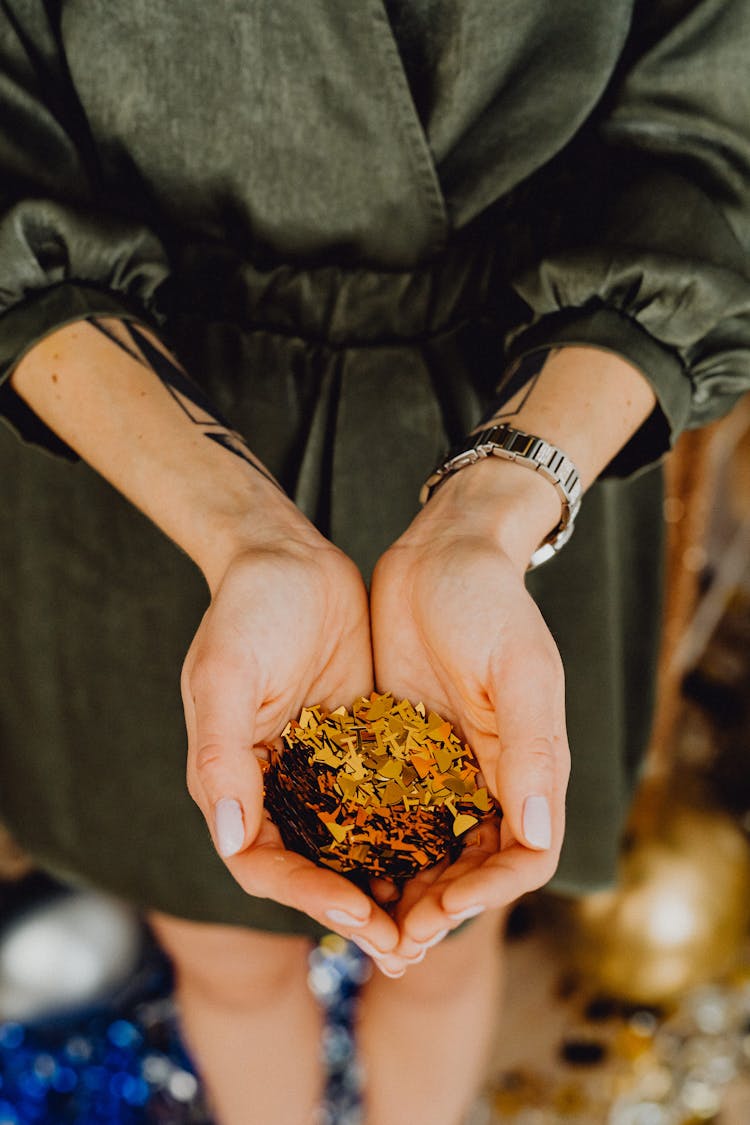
181, 518, 403, 964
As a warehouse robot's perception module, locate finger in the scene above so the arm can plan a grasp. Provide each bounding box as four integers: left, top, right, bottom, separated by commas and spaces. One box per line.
398, 820, 502, 943
495, 738, 557, 852
186, 673, 410, 973
380, 856, 451, 959
440, 835, 564, 915
369, 876, 401, 906
487, 643, 569, 855
227, 826, 403, 959
183, 650, 265, 858
437, 782, 566, 917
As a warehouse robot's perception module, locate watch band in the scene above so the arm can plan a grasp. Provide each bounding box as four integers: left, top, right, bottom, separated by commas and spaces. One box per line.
419, 422, 582, 569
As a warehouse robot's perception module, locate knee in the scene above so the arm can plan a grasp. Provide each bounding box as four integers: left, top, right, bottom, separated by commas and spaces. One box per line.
148, 911, 313, 1010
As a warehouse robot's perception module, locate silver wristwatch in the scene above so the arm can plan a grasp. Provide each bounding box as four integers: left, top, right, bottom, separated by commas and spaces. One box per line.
419, 422, 582, 569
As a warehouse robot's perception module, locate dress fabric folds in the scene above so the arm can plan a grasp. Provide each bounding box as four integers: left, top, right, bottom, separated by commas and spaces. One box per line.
0, 0, 748, 934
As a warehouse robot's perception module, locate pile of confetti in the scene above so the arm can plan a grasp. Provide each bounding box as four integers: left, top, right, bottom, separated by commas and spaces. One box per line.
262, 693, 499, 884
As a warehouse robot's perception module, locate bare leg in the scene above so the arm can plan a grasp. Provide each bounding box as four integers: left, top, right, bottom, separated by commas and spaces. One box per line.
356, 907, 506, 1125
148, 911, 325, 1125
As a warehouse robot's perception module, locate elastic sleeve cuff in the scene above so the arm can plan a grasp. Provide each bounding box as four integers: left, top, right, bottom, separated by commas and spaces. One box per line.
507, 307, 693, 477
0, 282, 161, 459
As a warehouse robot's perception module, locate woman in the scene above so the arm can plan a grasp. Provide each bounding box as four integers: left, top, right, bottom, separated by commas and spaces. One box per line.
1, 2, 749, 1122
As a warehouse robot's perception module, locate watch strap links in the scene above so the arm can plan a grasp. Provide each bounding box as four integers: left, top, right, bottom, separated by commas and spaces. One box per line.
419, 423, 582, 569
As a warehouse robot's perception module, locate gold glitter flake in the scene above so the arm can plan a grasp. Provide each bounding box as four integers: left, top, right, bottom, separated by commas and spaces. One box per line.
452, 813, 480, 836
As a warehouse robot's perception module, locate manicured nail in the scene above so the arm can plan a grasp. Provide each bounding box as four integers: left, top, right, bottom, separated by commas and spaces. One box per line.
326, 909, 368, 929
446, 905, 485, 923
379, 964, 406, 979
422, 927, 450, 949
403, 949, 426, 964
352, 939, 405, 976
523, 794, 552, 849
214, 798, 245, 857
352, 936, 388, 959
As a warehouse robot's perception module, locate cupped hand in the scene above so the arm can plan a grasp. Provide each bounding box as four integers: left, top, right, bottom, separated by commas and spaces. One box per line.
370, 467, 571, 955
181, 523, 402, 962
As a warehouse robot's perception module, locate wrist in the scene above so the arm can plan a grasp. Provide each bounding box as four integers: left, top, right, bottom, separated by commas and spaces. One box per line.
408, 457, 562, 573
191, 482, 325, 597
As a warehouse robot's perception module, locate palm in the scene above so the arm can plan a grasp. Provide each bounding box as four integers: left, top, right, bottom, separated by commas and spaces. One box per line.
225, 549, 372, 740
182, 540, 400, 950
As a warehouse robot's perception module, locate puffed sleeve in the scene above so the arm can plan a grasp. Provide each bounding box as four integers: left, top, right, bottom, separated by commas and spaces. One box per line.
0, 3, 170, 455
504, 0, 750, 474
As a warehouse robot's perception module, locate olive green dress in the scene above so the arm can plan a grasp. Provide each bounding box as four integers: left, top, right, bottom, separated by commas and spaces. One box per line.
0, 1, 749, 938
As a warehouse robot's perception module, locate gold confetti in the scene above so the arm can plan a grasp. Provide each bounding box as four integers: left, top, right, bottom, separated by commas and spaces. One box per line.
261, 692, 501, 884
325, 820, 349, 843
452, 813, 479, 836
472, 787, 492, 812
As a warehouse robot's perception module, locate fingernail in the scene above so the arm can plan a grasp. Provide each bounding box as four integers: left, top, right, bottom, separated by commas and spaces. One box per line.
352, 936, 388, 959
326, 909, 369, 929
523, 794, 552, 849
214, 798, 245, 857
421, 927, 450, 949
446, 905, 485, 923
404, 949, 426, 964
352, 939, 404, 976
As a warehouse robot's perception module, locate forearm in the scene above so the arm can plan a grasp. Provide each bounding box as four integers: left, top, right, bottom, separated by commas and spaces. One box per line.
10, 318, 308, 591
482, 347, 657, 487
412, 346, 657, 569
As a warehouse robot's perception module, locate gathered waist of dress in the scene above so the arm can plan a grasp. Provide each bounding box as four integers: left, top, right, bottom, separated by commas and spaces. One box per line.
162, 214, 513, 347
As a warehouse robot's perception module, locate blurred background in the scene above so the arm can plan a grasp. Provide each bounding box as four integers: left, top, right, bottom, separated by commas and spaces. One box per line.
1, 400, 749, 1125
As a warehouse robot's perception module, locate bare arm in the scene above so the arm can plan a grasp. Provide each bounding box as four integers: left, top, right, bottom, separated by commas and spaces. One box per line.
440, 345, 658, 570
11, 317, 298, 592
11, 318, 403, 963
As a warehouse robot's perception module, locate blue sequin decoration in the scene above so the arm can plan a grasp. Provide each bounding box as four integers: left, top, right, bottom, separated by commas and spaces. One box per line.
0, 922, 366, 1123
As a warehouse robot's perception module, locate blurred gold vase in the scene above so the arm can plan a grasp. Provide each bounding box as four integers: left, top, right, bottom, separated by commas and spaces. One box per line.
563, 799, 750, 1005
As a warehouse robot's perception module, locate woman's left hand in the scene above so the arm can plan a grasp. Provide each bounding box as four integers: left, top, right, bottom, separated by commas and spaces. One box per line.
369, 460, 571, 958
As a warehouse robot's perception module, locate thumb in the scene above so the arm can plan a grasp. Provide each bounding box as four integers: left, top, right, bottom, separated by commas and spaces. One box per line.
489, 649, 566, 853
494, 735, 556, 851
182, 653, 265, 858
